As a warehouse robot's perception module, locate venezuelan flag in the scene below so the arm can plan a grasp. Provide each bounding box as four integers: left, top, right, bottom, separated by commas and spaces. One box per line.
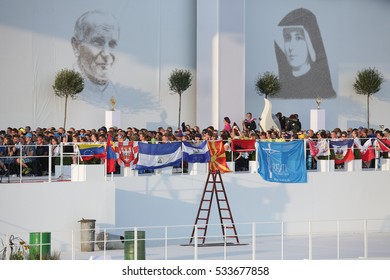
78, 144, 106, 161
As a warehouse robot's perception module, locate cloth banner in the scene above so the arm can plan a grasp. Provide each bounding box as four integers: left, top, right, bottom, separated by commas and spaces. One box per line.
257, 140, 307, 183
231, 139, 256, 152
135, 142, 182, 170
116, 141, 138, 168
207, 140, 231, 173
377, 138, 390, 153
78, 144, 105, 161
182, 141, 210, 163
308, 139, 329, 157
106, 134, 117, 173
355, 138, 375, 162
329, 139, 354, 164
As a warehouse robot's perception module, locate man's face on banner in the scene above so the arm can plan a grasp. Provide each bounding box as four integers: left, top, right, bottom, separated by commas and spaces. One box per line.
78, 24, 118, 84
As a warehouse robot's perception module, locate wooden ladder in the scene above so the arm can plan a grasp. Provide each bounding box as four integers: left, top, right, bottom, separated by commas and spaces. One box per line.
189, 170, 239, 245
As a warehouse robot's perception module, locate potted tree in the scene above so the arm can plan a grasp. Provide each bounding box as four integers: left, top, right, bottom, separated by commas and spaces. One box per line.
255, 71, 281, 100
168, 68, 193, 129
255, 71, 281, 132
53, 68, 85, 129
352, 67, 384, 129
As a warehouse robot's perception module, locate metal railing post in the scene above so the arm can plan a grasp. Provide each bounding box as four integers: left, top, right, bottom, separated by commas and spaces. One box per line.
252, 222, 256, 260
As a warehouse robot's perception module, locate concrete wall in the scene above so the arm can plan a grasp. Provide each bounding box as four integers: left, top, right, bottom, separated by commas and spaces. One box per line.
1, 170, 390, 244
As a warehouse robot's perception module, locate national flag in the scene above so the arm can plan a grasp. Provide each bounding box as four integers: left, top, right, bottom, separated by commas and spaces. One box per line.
257, 140, 307, 183
377, 138, 390, 153
231, 139, 256, 152
135, 142, 182, 170
106, 134, 117, 173
182, 141, 210, 163
78, 144, 105, 161
116, 141, 138, 168
308, 139, 329, 157
357, 139, 375, 162
329, 139, 354, 164
207, 140, 231, 173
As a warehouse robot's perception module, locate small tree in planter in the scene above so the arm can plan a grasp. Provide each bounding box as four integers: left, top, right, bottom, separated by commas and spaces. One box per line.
53, 68, 84, 129
255, 71, 281, 99
255, 71, 281, 132
353, 67, 384, 129
168, 68, 193, 129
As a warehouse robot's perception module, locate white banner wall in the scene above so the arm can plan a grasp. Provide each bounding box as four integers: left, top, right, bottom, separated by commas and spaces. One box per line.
0, 0, 196, 131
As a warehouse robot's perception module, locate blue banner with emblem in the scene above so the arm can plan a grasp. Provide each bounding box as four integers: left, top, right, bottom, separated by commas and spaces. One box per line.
257, 140, 307, 183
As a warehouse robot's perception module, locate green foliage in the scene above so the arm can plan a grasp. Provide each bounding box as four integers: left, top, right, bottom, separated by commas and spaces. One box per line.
168, 68, 193, 128
29, 249, 61, 260
52, 68, 84, 128
255, 71, 281, 99
168, 68, 192, 95
353, 67, 384, 97
53, 68, 84, 99
353, 67, 384, 129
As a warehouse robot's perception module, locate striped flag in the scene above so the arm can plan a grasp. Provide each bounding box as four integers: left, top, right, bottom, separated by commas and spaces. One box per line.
207, 140, 231, 173
182, 141, 210, 163
78, 144, 105, 161
135, 142, 182, 170
329, 139, 354, 164
377, 138, 390, 153
355, 138, 375, 162
231, 139, 256, 152
308, 139, 329, 157
106, 134, 117, 173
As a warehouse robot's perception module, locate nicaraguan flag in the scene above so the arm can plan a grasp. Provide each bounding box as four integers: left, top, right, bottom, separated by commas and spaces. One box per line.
329, 139, 354, 164
78, 144, 105, 161
135, 142, 182, 170
257, 140, 307, 183
182, 141, 210, 163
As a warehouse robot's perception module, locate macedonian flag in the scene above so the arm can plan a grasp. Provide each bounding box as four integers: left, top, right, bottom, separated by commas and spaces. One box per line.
207, 140, 231, 173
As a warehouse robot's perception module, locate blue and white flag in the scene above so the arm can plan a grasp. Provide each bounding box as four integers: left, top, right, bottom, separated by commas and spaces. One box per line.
182, 141, 210, 163
135, 142, 182, 170
257, 140, 307, 183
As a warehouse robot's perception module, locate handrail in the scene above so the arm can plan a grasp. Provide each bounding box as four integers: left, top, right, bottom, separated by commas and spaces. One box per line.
1, 138, 389, 183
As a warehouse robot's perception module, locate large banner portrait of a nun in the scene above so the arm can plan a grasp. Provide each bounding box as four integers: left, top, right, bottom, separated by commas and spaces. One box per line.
274, 8, 336, 99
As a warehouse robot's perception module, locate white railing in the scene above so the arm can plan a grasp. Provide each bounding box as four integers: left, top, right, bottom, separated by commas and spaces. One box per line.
0, 139, 388, 184
1, 219, 390, 260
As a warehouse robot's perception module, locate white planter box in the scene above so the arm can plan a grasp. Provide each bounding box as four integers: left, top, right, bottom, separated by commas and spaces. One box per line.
381, 158, 390, 171
188, 162, 208, 175
227, 161, 235, 172
249, 161, 258, 173
71, 164, 105, 182
121, 166, 138, 177
154, 167, 173, 175
317, 160, 335, 172
346, 160, 362, 172
55, 165, 71, 178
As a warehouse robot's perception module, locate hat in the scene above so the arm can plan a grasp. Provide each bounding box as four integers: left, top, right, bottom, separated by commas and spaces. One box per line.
195, 133, 202, 138
25, 133, 33, 138
19, 128, 26, 134
176, 133, 183, 137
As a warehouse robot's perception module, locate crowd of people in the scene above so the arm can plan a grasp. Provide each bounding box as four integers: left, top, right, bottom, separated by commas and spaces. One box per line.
0, 111, 389, 177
